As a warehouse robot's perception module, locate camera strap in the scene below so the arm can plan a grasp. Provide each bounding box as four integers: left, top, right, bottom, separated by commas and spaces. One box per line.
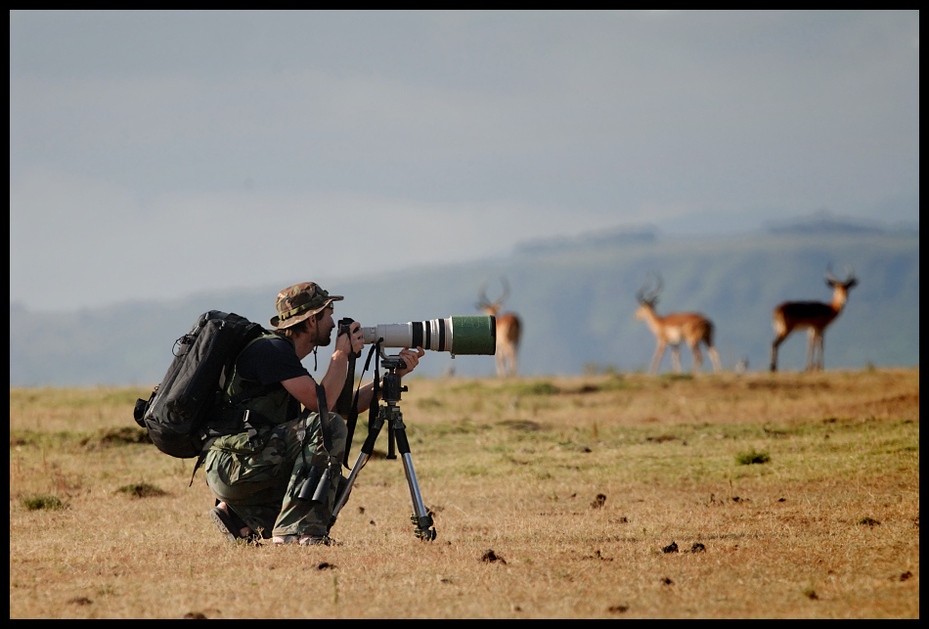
342, 341, 379, 467
315, 382, 332, 453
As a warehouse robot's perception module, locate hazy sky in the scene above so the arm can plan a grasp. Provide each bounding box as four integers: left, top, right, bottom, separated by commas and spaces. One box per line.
10, 10, 919, 312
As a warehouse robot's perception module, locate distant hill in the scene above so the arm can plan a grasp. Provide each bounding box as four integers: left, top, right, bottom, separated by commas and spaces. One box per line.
762, 208, 912, 235
9, 221, 919, 387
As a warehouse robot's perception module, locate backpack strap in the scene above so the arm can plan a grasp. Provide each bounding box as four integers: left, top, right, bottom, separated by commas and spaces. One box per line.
316, 382, 332, 453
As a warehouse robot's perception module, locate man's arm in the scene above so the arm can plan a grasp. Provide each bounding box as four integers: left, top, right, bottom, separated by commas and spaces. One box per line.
279, 321, 359, 412
280, 350, 350, 414
281, 344, 424, 415
279, 374, 323, 412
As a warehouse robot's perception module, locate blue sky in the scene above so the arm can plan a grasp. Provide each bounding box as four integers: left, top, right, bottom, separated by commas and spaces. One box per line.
10, 10, 919, 311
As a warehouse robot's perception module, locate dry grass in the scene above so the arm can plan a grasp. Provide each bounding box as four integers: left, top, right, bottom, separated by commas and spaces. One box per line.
9, 368, 919, 618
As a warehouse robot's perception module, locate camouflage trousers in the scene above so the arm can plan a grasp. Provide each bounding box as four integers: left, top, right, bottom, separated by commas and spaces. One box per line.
204, 412, 347, 539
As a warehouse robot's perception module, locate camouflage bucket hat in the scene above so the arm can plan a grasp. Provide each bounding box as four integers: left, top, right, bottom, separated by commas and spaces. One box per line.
269, 282, 343, 330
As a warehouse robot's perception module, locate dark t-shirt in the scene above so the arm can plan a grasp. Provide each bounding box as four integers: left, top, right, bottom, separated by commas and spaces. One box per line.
236, 334, 312, 386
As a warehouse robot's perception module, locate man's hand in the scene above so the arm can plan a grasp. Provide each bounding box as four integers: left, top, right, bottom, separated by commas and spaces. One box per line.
347, 322, 365, 357
336, 321, 365, 358
396, 347, 425, 378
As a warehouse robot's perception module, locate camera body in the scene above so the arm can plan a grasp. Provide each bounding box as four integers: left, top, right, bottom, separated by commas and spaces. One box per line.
338, 317, 355, 337
337, 317, 361, 360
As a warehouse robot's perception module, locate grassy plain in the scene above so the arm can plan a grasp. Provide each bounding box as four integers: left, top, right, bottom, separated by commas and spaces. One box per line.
9, 368, 919, 619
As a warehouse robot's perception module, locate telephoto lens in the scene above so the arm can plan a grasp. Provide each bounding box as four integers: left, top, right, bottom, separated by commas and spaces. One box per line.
359, 315, 496, 356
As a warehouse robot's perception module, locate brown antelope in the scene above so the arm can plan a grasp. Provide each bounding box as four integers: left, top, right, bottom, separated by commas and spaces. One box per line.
477, 278, 522, 377
770, 266, 858, 372
635, 274, 722, 375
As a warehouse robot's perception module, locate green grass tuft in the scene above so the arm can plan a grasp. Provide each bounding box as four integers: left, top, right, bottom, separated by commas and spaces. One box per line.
22, 494, 66, 511
117, 482, 169, 498
736, 448, 771, 465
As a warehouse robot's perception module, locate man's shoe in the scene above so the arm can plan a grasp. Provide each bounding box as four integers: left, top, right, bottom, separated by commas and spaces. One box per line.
210, 505, 260, 544
272, 535, 299, 545
300, 534, 341, 546
272, 534, 341, 546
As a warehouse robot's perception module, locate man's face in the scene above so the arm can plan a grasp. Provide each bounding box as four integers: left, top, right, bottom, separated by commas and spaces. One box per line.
314, 305, 336, 346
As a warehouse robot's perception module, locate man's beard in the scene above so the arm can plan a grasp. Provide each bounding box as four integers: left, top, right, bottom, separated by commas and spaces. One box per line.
315, 324, 333, 347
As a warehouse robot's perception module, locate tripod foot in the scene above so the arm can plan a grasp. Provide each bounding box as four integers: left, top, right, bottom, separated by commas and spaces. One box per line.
411, 512, 436, 541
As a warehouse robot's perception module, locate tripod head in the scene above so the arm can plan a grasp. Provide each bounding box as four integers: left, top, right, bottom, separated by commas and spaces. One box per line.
380, 355, 408, 404
380, 354, 406, 371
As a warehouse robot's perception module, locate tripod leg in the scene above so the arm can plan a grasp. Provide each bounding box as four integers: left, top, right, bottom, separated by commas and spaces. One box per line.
390, 413, 436, 541
387, 424, 397, 459
331, 451, 367, 521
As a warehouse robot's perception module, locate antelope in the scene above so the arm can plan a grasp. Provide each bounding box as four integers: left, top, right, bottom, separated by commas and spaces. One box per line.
477, 278, 522, 377
770, 266, 858, 372
635, 274, 722, 375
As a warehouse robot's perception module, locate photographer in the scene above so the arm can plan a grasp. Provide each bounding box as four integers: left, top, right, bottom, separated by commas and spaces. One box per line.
204, 281, 425, 546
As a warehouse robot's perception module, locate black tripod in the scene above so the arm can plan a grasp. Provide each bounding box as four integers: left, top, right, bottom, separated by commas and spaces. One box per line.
331, 355, 436, 540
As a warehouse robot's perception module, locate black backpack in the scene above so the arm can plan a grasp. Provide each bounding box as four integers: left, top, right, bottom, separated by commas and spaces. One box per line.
133, 310, 268, 459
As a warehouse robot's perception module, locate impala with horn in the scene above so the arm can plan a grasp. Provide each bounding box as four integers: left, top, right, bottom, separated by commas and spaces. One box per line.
477, 278, 522, 377
769, 265, 858, 372
635, 273, 722, 375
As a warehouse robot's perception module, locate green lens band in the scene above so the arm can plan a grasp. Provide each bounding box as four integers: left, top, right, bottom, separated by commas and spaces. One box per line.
449, 315, 496, 356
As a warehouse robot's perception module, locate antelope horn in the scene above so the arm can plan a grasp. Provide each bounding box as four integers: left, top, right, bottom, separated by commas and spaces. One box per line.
825, 264, 856, 284
477, 282, 490, 308
499, 276, 511, 303
637, 273, 663, 305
